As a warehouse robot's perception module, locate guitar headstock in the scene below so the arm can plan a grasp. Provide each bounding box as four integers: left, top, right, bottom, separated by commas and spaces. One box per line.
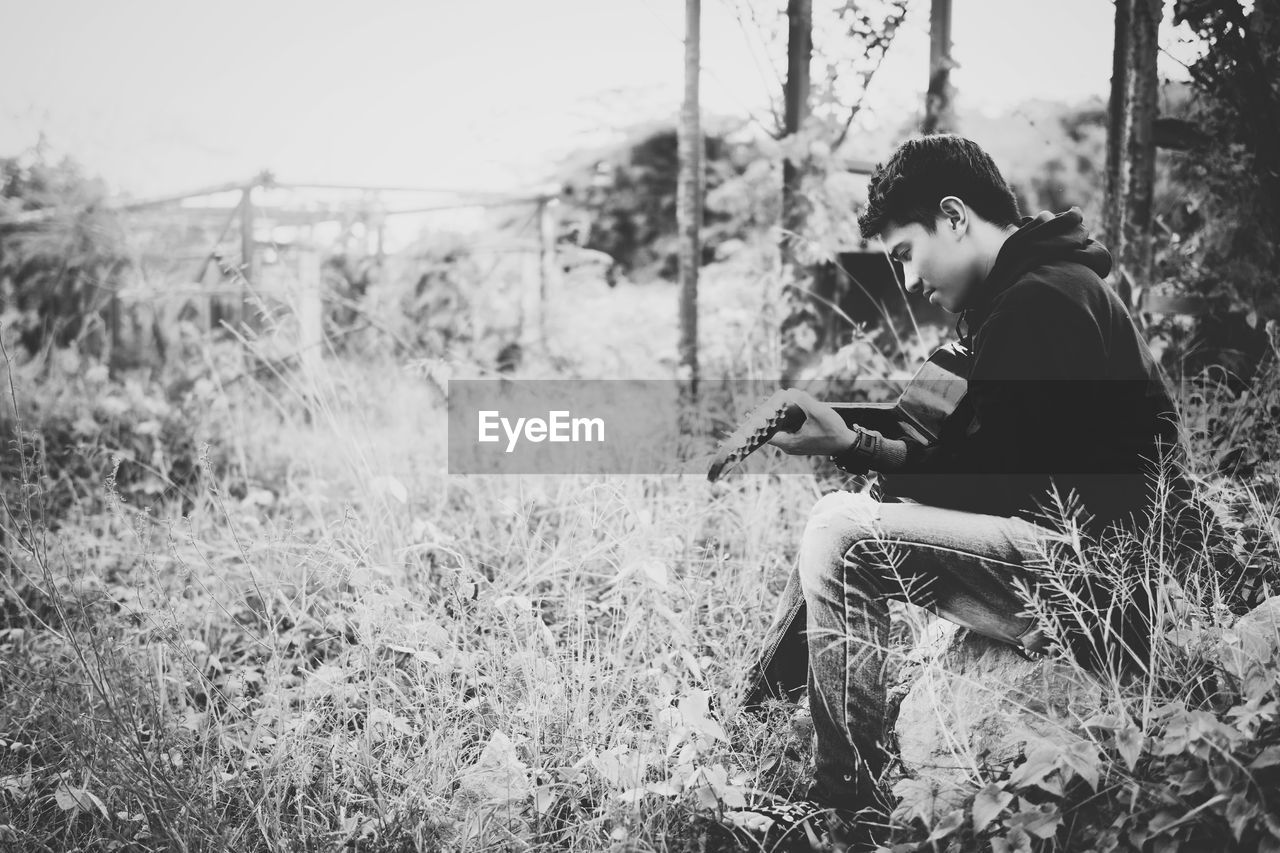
707, 395, 805, 482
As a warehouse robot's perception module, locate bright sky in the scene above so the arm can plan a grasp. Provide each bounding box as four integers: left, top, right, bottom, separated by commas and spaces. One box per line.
0, 0, 1190, 198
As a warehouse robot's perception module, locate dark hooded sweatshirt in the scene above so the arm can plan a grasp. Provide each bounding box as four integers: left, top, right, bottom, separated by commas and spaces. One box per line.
881, 208, 1183, 535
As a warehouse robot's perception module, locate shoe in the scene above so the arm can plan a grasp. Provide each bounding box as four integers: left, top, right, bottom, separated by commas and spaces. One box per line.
724, 796, 890, 852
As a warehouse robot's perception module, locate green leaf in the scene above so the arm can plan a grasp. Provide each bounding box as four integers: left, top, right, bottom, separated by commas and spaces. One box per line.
532, 784, 559, 814
972, 783, 1013, 834
1209, 755, 1239, 792
891, 776, 969, 827
1170, 765, 1210, 796
1251, 745, 1280, 770
618, 787, 648, 806
1116, 723, 1144, 772
1009, 742, 1059, 791
685, 763, 745, 810
691, 782, 719, 811
674, 690, 726, 742
1082, 712, 1122, 731
991, 826, 1033, 853
1261, 805, 1280, 837
593, 746, 646, 791
645, 780, 681, 798
460, 730, 531, 803
926, 809, 964, 842
1226, 792, 1258, 842
0, 772, 32, 798
1061, 739, 1102, 791
367, 707, 413, 736
1148, 809, 1182, 834
53, 784, 108, 818
1009, 803, 1061, 840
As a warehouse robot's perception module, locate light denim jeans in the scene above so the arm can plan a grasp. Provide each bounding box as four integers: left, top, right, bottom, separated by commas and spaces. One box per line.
743, 491, 1057, 810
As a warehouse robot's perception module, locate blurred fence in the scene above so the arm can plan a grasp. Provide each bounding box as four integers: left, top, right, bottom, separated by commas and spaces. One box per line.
0, 173, 561, 376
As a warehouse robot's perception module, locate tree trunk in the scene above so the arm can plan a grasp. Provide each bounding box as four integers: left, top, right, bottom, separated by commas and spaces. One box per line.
678, 0, 701, 401
780, 0, 815, 383
1102, 0, 1161, 306
922, 0, 954, 135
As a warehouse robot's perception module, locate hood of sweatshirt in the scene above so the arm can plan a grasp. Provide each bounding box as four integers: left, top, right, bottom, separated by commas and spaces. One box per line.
962, 207, 1113, 332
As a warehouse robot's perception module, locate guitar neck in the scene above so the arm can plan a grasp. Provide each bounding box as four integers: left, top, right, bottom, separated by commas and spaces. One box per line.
829, 401, 905, 437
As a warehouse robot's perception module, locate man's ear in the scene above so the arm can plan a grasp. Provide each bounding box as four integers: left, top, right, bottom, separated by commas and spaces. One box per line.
938, 196, 967, 235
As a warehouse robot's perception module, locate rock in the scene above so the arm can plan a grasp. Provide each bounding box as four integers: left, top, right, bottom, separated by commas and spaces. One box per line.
886, 598, 1280, 790
892, 622, 1103, 787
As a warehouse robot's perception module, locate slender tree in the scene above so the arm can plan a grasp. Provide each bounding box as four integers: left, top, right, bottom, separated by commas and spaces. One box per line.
678, 0, 702, 393
1102, 0, 1161, 305
922, 0, 954, 134
722, 0, 906, 378
779, 0, 815, 383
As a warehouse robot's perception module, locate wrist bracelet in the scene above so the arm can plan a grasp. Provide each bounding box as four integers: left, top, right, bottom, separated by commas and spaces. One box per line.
830, 427, 880, 474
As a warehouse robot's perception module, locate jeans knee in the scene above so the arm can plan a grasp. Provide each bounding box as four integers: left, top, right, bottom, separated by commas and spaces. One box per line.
797, 491, 879, 596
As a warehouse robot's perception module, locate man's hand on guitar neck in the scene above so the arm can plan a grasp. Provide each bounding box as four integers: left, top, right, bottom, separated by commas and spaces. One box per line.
764, 389, 861, 457
765, 388, 911, 473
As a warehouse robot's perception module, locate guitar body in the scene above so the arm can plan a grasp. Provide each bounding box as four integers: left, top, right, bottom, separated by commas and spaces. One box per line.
707, 342, 971, 482
830, 340, 971, 445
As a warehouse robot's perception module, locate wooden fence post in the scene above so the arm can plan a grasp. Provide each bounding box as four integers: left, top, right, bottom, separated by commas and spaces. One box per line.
108, 284, 121, 380
678, 0, 702, 395
239, 183, 256, 329
296, 246, 324, 380
537, 197, 559, 349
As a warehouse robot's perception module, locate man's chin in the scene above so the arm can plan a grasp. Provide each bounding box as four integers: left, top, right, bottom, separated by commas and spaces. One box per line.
933, 294, 966, 314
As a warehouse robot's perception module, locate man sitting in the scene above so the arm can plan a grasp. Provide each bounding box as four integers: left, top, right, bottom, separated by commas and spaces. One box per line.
735, 134, 1192, 851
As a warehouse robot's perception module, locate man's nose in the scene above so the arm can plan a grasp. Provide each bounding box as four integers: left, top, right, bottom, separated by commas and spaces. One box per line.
904, 273, 924, 294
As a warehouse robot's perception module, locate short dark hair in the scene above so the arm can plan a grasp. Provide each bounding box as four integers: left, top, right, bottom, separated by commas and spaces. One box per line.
857, 135, 1021, 239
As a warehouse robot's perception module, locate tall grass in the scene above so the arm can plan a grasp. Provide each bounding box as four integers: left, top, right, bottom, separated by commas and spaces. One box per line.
2, 317, 1278, 852
0, 326, 829, 849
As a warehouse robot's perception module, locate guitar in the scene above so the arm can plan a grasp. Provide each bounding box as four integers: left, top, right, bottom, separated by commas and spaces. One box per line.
706, 341, 972, 482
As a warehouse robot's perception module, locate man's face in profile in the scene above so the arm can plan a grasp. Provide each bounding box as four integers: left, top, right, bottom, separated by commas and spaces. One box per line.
881, 216, 980, 314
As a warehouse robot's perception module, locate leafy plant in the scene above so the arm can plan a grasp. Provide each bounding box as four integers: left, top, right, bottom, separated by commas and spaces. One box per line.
1, 148, 122, 359
1159, 1, 1280, 319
